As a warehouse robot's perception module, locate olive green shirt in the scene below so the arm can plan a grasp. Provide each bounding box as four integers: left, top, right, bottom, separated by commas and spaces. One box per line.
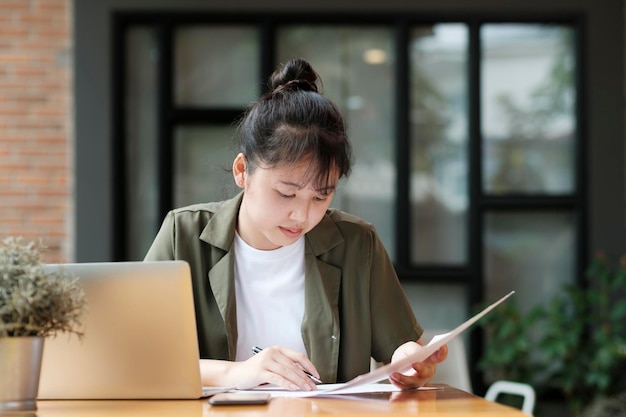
144, 192, 422, 383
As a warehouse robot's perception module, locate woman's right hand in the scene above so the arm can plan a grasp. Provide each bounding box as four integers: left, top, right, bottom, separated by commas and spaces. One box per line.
200, 346, 320, 391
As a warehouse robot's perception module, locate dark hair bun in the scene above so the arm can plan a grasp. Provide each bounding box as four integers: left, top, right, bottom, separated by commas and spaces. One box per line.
269, 58, 319, 93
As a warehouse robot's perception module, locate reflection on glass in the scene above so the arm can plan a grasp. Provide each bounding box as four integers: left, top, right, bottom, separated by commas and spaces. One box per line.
174, 126, 238, 207
126, 27, 159, 260
277, 26, 396, 258
410, 24, 468, 265
174, 26, 259, 107
481, 24, 576, 194
484, 211, 575, 315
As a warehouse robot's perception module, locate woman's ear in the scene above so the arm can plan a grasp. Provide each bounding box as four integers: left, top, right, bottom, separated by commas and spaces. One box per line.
232, 153, 247, 189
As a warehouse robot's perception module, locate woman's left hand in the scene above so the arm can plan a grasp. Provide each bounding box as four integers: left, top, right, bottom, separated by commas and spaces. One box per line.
388, 340, 448, 390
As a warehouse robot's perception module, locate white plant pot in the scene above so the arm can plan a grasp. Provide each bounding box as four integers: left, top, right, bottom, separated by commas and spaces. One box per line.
0, 336, 44, 412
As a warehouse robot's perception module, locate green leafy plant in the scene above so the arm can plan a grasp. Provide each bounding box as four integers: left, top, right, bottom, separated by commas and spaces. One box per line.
478, 299, 545, 385
478, 252, 626, 416
0, 237, 86, 338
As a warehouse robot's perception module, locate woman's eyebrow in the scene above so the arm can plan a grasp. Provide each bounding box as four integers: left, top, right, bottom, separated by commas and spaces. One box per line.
316, 185, 337, 194
278, 180, 336, 194
278, 180, 304, 189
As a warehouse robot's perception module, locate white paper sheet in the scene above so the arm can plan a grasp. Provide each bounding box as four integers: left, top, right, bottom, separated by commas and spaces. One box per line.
237, 383, 441, 398
319, 290, 515, 395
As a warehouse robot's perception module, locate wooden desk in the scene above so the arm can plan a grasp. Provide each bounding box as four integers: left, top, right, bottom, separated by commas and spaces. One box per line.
33, 385, 527, 416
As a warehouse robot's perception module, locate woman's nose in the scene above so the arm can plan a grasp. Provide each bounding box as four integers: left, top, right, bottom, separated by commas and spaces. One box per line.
289, 201, 309, 223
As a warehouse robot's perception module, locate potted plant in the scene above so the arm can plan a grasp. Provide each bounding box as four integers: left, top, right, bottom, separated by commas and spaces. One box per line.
0, 237, 86, 412
478, 251, 626, 416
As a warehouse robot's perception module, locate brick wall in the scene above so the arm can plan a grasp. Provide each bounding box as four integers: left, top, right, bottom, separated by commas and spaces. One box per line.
0, 0, 72, 263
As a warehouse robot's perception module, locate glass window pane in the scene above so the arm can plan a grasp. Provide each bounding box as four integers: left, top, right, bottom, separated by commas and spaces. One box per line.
409, 24, 469, 265
277, 26, 396, 258
484, 211, 576, 314
403, 282, 468, 332
404, 282, 471, 369
174, 126, 238, 207
174, 26, 259, 107
481, 24, 576, 194
126, 26, 159, 260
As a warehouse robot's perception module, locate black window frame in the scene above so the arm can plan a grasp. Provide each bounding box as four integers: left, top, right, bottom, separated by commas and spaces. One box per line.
112, 11, 587, 392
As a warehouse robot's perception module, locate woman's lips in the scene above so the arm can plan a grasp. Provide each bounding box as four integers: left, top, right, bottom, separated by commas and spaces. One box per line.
280, 226, 303, 238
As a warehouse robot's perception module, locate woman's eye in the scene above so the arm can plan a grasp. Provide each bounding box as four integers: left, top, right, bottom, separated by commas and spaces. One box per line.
278, 192, 295, 199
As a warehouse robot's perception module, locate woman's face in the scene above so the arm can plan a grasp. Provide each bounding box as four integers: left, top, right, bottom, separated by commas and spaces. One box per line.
234, 153, 338, 250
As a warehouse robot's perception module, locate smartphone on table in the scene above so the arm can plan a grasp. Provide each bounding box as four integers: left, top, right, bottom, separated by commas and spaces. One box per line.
208, 393, 271, 406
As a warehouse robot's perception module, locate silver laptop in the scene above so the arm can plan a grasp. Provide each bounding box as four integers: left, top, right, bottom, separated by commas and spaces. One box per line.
38, 261, 211, 400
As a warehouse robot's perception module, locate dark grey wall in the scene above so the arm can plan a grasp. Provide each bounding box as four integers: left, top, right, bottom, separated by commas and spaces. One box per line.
74, 0, 625, 261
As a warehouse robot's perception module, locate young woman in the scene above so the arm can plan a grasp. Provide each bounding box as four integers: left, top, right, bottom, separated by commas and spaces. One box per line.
145, 57, 447, 391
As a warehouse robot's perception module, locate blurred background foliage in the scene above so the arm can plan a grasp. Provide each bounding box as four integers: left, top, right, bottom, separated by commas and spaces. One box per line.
478, 252, 626, 416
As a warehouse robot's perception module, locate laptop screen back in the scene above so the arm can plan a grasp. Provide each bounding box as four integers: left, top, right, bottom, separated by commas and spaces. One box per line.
38, 261, 204, 399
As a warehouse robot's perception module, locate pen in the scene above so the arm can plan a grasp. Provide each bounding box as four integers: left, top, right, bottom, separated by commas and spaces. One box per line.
251, 346, 323, 384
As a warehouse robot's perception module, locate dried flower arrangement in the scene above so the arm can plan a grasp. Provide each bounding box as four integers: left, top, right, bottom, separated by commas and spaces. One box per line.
0, 237, 86, 338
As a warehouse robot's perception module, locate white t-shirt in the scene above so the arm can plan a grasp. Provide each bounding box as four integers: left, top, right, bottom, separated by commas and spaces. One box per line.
234, 233, 307, 361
